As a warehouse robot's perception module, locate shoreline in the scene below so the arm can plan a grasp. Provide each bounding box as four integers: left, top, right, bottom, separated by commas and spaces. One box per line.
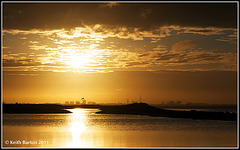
96, 103, 237, 121
2, 103, 237, 121
3, 104, 72, 114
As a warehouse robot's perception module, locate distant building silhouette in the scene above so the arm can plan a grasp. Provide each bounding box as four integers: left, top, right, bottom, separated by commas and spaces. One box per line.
81, 98, 86, 104
176, 101, 182, 105
167, 101, 175, 105
75, 101, 80, 105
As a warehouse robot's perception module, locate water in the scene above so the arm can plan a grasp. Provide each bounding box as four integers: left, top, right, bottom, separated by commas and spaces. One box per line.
2, 108, 237, 148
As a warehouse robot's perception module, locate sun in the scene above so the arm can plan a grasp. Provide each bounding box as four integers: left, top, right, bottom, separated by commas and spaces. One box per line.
65, 48, 100, 70
68, 55, 88, 68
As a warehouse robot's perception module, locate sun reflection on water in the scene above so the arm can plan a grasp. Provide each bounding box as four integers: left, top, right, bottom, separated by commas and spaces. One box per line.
68, 108, 87, 148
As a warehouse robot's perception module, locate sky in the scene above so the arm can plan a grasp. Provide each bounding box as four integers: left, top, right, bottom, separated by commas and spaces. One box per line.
2, 2, 238, 104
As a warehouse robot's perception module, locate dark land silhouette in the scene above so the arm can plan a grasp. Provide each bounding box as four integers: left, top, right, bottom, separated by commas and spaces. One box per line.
2, 104, 101, 114
96, 103, 237, 121
3, 104, 71, 114
3, 103, 237, 121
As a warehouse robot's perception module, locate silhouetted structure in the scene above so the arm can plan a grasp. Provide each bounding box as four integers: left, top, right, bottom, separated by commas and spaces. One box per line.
81, 98, 86, 104
176, 101, 182, 105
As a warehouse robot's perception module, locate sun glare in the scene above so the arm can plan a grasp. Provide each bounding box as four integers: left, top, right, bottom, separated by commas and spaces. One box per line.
65, 48, 102, 71
69, 55, 87, 68
68, 108, 87, 147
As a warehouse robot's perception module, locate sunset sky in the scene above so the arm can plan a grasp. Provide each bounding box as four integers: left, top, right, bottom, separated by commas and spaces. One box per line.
2, 2, 238, 104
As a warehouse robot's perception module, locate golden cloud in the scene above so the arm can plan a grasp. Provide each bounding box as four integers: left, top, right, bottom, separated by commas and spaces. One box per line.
171, 40, 196, 51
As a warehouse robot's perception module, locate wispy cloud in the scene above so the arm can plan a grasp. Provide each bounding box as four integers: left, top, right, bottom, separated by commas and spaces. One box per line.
135, 50, 237, 71
3, 25, 236, 42
153, 44, 166, 51
2, 24, 237, 72
3, 58, 41, 67
171, 40, 196, 51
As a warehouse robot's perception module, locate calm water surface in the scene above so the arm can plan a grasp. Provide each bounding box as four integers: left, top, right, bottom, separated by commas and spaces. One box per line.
2, 108, 237, 148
